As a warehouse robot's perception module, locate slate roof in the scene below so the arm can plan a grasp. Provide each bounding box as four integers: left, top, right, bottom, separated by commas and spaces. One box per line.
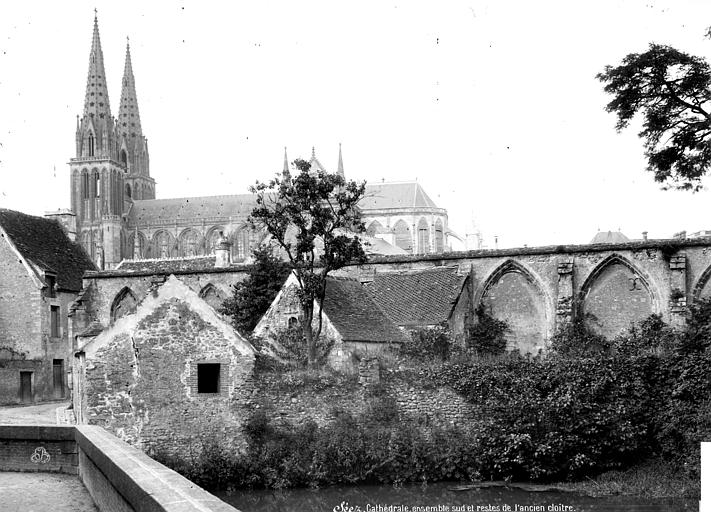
322, 277, 410, 344
128, 194, 258, 225
590, 230, 630, 244
360, 182, 440, 210
364, 266, 466, 327
115, 256, 219, 273
0, 209, 96, 291
361, 235, 408, 256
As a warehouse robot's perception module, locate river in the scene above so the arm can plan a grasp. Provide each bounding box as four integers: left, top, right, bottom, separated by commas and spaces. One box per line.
214, 482, 698, 512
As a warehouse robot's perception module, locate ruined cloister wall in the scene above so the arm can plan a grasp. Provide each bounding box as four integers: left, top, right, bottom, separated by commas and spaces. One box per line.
80, 239, 711, 352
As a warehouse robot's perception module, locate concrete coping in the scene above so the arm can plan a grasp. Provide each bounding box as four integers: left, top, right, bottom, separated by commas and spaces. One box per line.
74, 425, 239, 512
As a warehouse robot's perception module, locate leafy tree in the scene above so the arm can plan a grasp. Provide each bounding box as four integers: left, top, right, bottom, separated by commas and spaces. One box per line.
467, 304, 510, 356
597, 44, 711, 190
249, 158, 367, 367
220, 245, 290, 334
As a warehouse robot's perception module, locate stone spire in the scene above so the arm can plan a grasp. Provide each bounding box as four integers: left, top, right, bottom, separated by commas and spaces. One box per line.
82, 11, 112, 122
337, 143, 345, 179
282, 147, 290, 179
119, 37, 143, 144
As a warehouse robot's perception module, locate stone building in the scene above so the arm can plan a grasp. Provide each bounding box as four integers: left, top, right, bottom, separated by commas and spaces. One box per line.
364, 266, 472, 344
73, 275, 254, 455
253, 272, 409, 368
0, 209, 95, 405
64, 14, 451, 271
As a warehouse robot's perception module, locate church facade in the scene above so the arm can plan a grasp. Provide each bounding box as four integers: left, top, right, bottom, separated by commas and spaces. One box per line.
68, 14, 451, 270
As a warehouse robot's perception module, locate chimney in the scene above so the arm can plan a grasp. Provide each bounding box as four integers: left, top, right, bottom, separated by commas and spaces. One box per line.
642, 231, 648, 241
214, 231, 232, 268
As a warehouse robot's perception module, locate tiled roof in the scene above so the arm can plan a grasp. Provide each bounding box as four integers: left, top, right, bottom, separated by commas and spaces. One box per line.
365, 266, 466, 326
590, 231, 630, 244
77, 321, 105, 338
128, 194, 258, 225
0, 209, 96, 291
115, 256, 220, 273
362, 235, 408, 256
323, 277, 410, 344
360, 182, 439, 210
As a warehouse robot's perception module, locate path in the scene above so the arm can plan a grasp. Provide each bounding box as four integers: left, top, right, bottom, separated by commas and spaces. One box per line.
0, 401, 71, 425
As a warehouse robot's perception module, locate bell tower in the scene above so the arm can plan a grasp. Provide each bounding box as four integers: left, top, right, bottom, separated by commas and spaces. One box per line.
69, 11, 125, 269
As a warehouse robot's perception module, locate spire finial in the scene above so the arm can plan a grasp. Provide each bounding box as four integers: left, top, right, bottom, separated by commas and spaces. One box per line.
311, 146, 316, 159
337, 143, 345, 179
283, 146, 289, 176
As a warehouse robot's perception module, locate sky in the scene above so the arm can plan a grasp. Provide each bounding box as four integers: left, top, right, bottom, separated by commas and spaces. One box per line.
1, 1, 711, 249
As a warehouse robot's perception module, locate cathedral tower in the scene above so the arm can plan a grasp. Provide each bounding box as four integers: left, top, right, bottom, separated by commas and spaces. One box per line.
69, 12, 126, 269
118, 38, 155, 202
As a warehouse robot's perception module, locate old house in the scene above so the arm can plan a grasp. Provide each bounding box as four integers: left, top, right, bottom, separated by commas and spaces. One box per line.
364, 266, 472, 344
0, 208, 95, 404
254, 273, 409, 368
73, 275, 255, 456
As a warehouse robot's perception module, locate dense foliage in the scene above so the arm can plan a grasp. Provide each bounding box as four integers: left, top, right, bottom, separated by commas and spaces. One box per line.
597, 44, 711, 190
249, 158, 367, 366
156, 308, 711, 491
220, 245, 289, 334
400, 322, 453, 362
467, 304, 510, 355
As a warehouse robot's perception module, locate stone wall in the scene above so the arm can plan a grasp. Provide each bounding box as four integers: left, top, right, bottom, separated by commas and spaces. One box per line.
76, 277, 255, 458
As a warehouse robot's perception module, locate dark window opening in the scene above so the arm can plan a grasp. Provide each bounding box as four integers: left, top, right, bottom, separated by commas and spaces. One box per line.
50, 305, 60, 338
88, 135, 95, 157
121, 149, 128, 166
288, 316, 299, 329
45, 275, 56, 298
197, 363, 220, 394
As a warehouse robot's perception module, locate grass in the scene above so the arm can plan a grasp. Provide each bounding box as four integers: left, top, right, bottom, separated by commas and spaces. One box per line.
557, 459, 700, 499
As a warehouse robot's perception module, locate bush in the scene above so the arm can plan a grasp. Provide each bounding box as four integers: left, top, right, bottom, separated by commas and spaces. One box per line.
467, 304, 509, 355
262, 326, 335, 369
400, 322, 453, 361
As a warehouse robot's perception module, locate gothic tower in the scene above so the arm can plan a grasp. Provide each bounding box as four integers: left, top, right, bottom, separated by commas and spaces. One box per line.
69, 12, 126, 269
118, 38, 155, 202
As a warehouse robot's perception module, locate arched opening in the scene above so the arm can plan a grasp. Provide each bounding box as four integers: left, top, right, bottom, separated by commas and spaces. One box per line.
93, 171, 100, 198
231, 229, 250, 261
417, 218, 430, 254
125, 183, 132, 198
580, 255, 656, 339
288, 316, 300, 329
366, 221, 385, 237
120, 149, 128, 166
205, 227, 226, 255
199, 284, 223, 311
82, 171, 90, 200
392, 220, 412, 253
479, 260, 550, 355
152, 231, 174, 259
179, 229, 202, 257
88, 134, 95, 157
110, 287, 138, 323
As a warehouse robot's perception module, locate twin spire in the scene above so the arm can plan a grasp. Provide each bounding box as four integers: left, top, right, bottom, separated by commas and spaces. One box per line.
80, 11, 144, 163
283, 145, 346, 179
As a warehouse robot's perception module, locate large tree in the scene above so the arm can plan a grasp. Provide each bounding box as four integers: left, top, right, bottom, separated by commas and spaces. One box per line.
597, 44, 711, 191
249, 158, 367, 367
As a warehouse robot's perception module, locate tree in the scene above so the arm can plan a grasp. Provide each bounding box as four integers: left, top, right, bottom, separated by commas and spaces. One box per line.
220, 245, 290, 335
249, 158, 367, 367
597, 44, 711, 191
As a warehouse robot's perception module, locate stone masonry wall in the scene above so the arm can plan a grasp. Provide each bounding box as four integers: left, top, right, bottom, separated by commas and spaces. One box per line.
84, 296, 255, 458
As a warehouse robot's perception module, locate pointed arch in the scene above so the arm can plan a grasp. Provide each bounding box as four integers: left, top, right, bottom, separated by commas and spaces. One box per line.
366, 220, 385, 236
434, 219, 444, 253
392, 220, 412, 253
230, 226, 251, 261
417, 217, 430, 254
110, 287, 138, 323
477, 259, 553, 354
199, 283, 224, 311
205, 226, 226, 255
178, 228, 203, 257
151, 230, 175, 259
579, 253, 658, 339
692, 263, 711, 300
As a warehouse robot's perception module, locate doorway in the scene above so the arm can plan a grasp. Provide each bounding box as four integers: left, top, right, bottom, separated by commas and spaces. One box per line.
20, 372, 32, 403
53, 359, 64, 399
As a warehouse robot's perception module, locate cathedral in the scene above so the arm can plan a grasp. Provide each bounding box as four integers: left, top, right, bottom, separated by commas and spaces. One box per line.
67, 14, 452, 269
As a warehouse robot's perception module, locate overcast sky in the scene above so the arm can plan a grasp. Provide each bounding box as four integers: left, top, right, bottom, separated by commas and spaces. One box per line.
2, 1, 711, 248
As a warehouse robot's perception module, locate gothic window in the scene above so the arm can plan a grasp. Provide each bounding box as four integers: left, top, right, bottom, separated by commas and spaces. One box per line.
199, 284, 223, 310
231, 229, 250, 261
152, 231, 174, 259
110, 287, 138, 323
125, 183, 132, 198
206, 227, 226, 255
434, 219, 444, 253
82, 172, 90, 199
88, 135, 95, 157
120, 149, 127, 166
288, 316, 299, 329
392, 220, 412, 253
179, 229, 201, 257
93, 171, 100, 198
366, 220, 385, 237
417, 218, 430, 254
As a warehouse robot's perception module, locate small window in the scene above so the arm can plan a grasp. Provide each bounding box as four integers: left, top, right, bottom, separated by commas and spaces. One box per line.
288, 316, 299, 329
45, 275, 56, 298
50, 306, 60, 338
197, 363, 220, 394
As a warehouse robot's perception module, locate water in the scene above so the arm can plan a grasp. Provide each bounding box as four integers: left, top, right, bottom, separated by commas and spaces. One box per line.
215, 482, 698, 512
